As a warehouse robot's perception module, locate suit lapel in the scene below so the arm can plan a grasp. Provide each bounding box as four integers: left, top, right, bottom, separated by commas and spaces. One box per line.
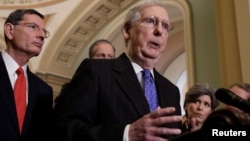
0, 53, 19, 132
113, 54, 150, 116
154, 70, 175, 108
22, 68, 37, 134
154, 70, 165, 107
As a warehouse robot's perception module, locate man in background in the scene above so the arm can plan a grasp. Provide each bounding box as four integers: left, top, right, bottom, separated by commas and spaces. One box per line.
225, 82, 250, 112
59, 39, 116, 93
88, 39, 115, 59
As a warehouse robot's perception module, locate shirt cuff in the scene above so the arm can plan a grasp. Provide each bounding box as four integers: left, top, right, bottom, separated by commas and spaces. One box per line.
123, 124, 130, 141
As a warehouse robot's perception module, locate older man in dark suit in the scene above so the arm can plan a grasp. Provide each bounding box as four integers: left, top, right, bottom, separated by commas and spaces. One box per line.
0, 9, 53, 141
53, 0, 182, 141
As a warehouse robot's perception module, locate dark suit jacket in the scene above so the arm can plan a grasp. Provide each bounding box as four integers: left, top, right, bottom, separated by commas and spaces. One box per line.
0, 52, 53, 141
54, 53, 182, 141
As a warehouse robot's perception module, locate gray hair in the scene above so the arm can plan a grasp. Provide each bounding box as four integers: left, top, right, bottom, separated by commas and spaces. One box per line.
123, 0, 165, 45
124, 0, 164, 27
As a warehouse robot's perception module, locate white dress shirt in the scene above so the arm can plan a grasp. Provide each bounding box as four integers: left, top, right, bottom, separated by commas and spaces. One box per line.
123, 60, 154, 141
2, 51, 28, 104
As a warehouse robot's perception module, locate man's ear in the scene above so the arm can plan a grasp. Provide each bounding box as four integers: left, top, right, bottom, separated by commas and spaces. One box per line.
4, 23, 15, 40
122, 23, 130, 40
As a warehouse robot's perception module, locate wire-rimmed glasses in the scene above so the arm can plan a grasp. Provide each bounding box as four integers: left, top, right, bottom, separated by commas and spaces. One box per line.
137, 16, 173, 33
15, 22, 50, 38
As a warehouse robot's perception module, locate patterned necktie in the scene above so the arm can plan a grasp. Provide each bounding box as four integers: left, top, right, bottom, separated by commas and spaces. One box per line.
143, 69, 158, 111
14, 67, 27, 134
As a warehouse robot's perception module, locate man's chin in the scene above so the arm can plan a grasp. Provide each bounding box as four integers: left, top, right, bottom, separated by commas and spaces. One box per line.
28, 51, 40, 57
141, 50, 160, 59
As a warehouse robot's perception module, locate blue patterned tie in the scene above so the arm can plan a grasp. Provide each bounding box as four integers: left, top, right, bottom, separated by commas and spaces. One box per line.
143, 69, 158, 111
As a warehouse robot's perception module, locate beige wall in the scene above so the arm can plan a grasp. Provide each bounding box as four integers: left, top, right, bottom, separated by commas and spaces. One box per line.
188, 0, 250, 87
188, 0, 220, 87
215, 0, 250, 87
235, 0, 250, 83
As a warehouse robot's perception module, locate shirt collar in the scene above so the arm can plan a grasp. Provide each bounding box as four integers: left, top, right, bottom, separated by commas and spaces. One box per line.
128, 57, 154, 78
2, 51, 28, 76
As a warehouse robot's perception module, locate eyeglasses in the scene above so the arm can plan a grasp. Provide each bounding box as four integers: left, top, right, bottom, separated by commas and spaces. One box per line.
137, 16, 173, 34
15, 22, 50, 38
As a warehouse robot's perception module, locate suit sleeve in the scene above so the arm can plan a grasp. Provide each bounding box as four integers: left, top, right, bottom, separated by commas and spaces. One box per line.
53, 59, 125, 141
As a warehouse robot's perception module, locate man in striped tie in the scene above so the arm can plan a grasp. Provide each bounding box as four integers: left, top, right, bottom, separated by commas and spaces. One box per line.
54, 0, 182, 141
